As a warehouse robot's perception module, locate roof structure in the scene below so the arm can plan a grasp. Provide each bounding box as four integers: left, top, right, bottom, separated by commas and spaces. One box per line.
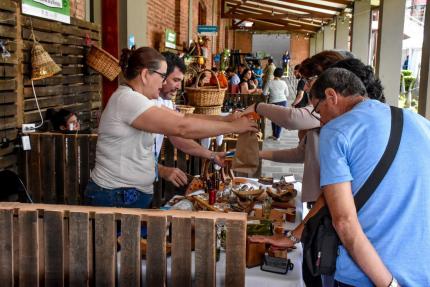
221, 0, 354, 34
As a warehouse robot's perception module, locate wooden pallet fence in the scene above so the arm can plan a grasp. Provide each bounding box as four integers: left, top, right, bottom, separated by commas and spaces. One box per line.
0, 1, 18, 170
0, 203, 247, 287
23, 132, 205, 207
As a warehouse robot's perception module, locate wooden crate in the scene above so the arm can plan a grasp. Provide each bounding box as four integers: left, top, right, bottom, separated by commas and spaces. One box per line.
0, 202, 247, 287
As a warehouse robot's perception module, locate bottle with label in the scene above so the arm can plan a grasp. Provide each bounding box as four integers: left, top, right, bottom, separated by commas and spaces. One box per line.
208, 180, 216, 205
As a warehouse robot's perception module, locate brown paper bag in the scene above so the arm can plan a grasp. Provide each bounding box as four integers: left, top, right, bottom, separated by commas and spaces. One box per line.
232, 131, 260, 175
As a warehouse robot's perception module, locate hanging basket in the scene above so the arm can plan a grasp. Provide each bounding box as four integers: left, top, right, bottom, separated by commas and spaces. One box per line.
86, 45, 121, 81
185, 69, 226, 107
31, 42, 61, 80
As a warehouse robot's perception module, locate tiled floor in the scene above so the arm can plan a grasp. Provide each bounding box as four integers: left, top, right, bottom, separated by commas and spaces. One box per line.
261, 120, 305, 181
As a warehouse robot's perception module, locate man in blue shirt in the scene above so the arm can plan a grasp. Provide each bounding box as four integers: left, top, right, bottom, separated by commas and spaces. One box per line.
310, 68, 430, 287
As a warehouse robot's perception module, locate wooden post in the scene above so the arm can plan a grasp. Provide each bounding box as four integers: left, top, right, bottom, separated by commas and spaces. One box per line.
101, 0, 119, 107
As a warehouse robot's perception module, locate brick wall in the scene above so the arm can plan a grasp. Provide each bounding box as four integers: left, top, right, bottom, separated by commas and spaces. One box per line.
70, 0, 86, 20
234, 31, 252, 53
290, 36, 310, 67
147, 0, 177, 49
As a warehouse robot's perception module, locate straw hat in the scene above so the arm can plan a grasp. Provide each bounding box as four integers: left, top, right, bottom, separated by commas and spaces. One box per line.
31, 42, 61, 80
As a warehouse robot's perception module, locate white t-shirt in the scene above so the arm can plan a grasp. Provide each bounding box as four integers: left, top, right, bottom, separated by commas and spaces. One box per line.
91, 85, 156, 194
153, 97, 175, 158
263, 79, 288, 103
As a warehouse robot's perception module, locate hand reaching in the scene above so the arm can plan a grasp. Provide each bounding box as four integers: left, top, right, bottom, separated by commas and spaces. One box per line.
249, 235, 296, 249
159, 166, 188, 187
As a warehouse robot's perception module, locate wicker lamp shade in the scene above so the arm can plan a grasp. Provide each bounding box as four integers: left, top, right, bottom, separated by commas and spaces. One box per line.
31, 42, 61, 80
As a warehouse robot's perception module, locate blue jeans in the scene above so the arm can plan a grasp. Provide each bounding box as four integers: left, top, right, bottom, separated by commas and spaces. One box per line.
84, 180, 153, 209
271, 101, 287, 139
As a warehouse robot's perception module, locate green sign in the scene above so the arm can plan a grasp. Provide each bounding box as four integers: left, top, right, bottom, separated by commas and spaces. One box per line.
22, 0, 70, 24
165, 29, 176, 49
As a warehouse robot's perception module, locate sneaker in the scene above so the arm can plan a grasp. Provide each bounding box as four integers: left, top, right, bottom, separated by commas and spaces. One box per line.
266, 136, 276, 140
274, 137, 281, 142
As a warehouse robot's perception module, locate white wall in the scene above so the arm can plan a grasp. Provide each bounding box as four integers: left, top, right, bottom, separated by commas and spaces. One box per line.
252, 34, 291, 66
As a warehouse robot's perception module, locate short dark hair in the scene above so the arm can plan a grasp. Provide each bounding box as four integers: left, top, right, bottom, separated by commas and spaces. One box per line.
46, 108, 75, 131
161, 51, 186, 76
310, 68, 367, 100
268, 58, 273, 64
274, 67, 284, 78
225, 67, 235, 73
119, 47, 165, 80
294, 64, 300, 70
299, 50, 345, 78
330, 58, 385, 103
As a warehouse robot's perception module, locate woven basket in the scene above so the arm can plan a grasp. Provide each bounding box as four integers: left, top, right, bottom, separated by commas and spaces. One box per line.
194, 105, 222, 115
176, 105, 195, 114
86, 45, 121, 81
31, 42, 61, 80
185, 69, 226, 107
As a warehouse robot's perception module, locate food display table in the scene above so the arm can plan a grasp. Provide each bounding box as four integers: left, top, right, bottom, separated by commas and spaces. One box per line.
124, 181, 305, 287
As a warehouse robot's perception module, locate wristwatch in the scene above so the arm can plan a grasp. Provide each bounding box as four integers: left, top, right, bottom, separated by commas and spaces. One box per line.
388, 277, 399, 287
285, 230, 300, 244
210, 152, 216, 162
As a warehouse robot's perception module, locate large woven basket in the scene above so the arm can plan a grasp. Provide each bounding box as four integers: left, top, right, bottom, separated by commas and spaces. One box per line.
86, 45, 121, 81
185, 69, 226, 107
176, 105, 195, 114
194, 105, 222, 115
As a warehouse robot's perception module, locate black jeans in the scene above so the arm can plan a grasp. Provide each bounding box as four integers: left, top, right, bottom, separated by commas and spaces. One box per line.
270, 101, 287, 139
334, 280, 355, 287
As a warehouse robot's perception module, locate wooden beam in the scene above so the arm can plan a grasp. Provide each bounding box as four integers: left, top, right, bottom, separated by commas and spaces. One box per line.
273, 0, 342, 13
230, 5, 322, 30
225, 0, 335, 18
226, 0, 246, 16
323, 0, 353, 5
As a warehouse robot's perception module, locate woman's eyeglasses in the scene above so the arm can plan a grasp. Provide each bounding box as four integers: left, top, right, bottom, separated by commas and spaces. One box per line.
150, 70, 168, 81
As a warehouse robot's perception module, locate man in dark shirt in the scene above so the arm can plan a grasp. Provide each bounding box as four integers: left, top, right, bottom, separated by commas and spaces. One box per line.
291, 64, 309, 108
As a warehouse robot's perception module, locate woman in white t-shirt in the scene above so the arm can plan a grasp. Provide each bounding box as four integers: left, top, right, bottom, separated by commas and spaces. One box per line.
262, 67, 288, 141
85, 47, 258, 208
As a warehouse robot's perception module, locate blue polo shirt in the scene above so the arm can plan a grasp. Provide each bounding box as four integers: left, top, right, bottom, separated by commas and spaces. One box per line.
319, 99, 430, 286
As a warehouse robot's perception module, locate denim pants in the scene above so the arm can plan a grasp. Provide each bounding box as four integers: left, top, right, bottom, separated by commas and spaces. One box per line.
84, 180, 153, 209
271, 101, 287, 139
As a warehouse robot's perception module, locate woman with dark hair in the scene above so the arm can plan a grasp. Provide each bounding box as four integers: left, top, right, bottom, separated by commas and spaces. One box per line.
46, 108, 80, 131
239, 68, 260, 94
85, 47, 257, 208
263, 67, 289, 140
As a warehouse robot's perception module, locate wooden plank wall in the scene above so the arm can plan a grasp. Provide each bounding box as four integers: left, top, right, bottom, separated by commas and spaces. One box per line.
0, 1, 18, 170
0, 0, 101, 171
0, 202, 247, 287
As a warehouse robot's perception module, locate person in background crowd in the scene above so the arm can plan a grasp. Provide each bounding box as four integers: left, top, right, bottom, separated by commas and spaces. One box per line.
239, 68, 261, 94
226, 67, 241, 93
209, 67, 228, 88
282, 50, 290, 73
46, 108, 80, 131
253, 62, 263, 88
237, 63, 246, 80
291, 64, 309, 108
262, 67, 288, 141
85, 47, 258, 209
263, 58, 276, 88
311, 67, 430, 286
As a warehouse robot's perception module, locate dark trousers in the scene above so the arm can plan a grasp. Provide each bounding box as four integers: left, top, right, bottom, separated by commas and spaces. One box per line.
271, 101, 287, 139
302, 259, 322, 287
334, 281, 355, 287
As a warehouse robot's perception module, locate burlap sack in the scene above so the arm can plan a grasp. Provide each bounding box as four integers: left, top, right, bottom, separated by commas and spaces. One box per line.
232, 131, 260, 174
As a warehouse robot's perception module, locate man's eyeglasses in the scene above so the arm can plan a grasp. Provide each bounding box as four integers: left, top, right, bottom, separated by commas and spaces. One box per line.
310, 98, 323, 122
150, 70, 168, 81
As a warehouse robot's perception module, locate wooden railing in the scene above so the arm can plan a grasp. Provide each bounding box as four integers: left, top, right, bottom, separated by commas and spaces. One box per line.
0, 202, 247, 287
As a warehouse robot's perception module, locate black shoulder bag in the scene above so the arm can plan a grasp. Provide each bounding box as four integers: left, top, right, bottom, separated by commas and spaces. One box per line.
301, 106, 404, 276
